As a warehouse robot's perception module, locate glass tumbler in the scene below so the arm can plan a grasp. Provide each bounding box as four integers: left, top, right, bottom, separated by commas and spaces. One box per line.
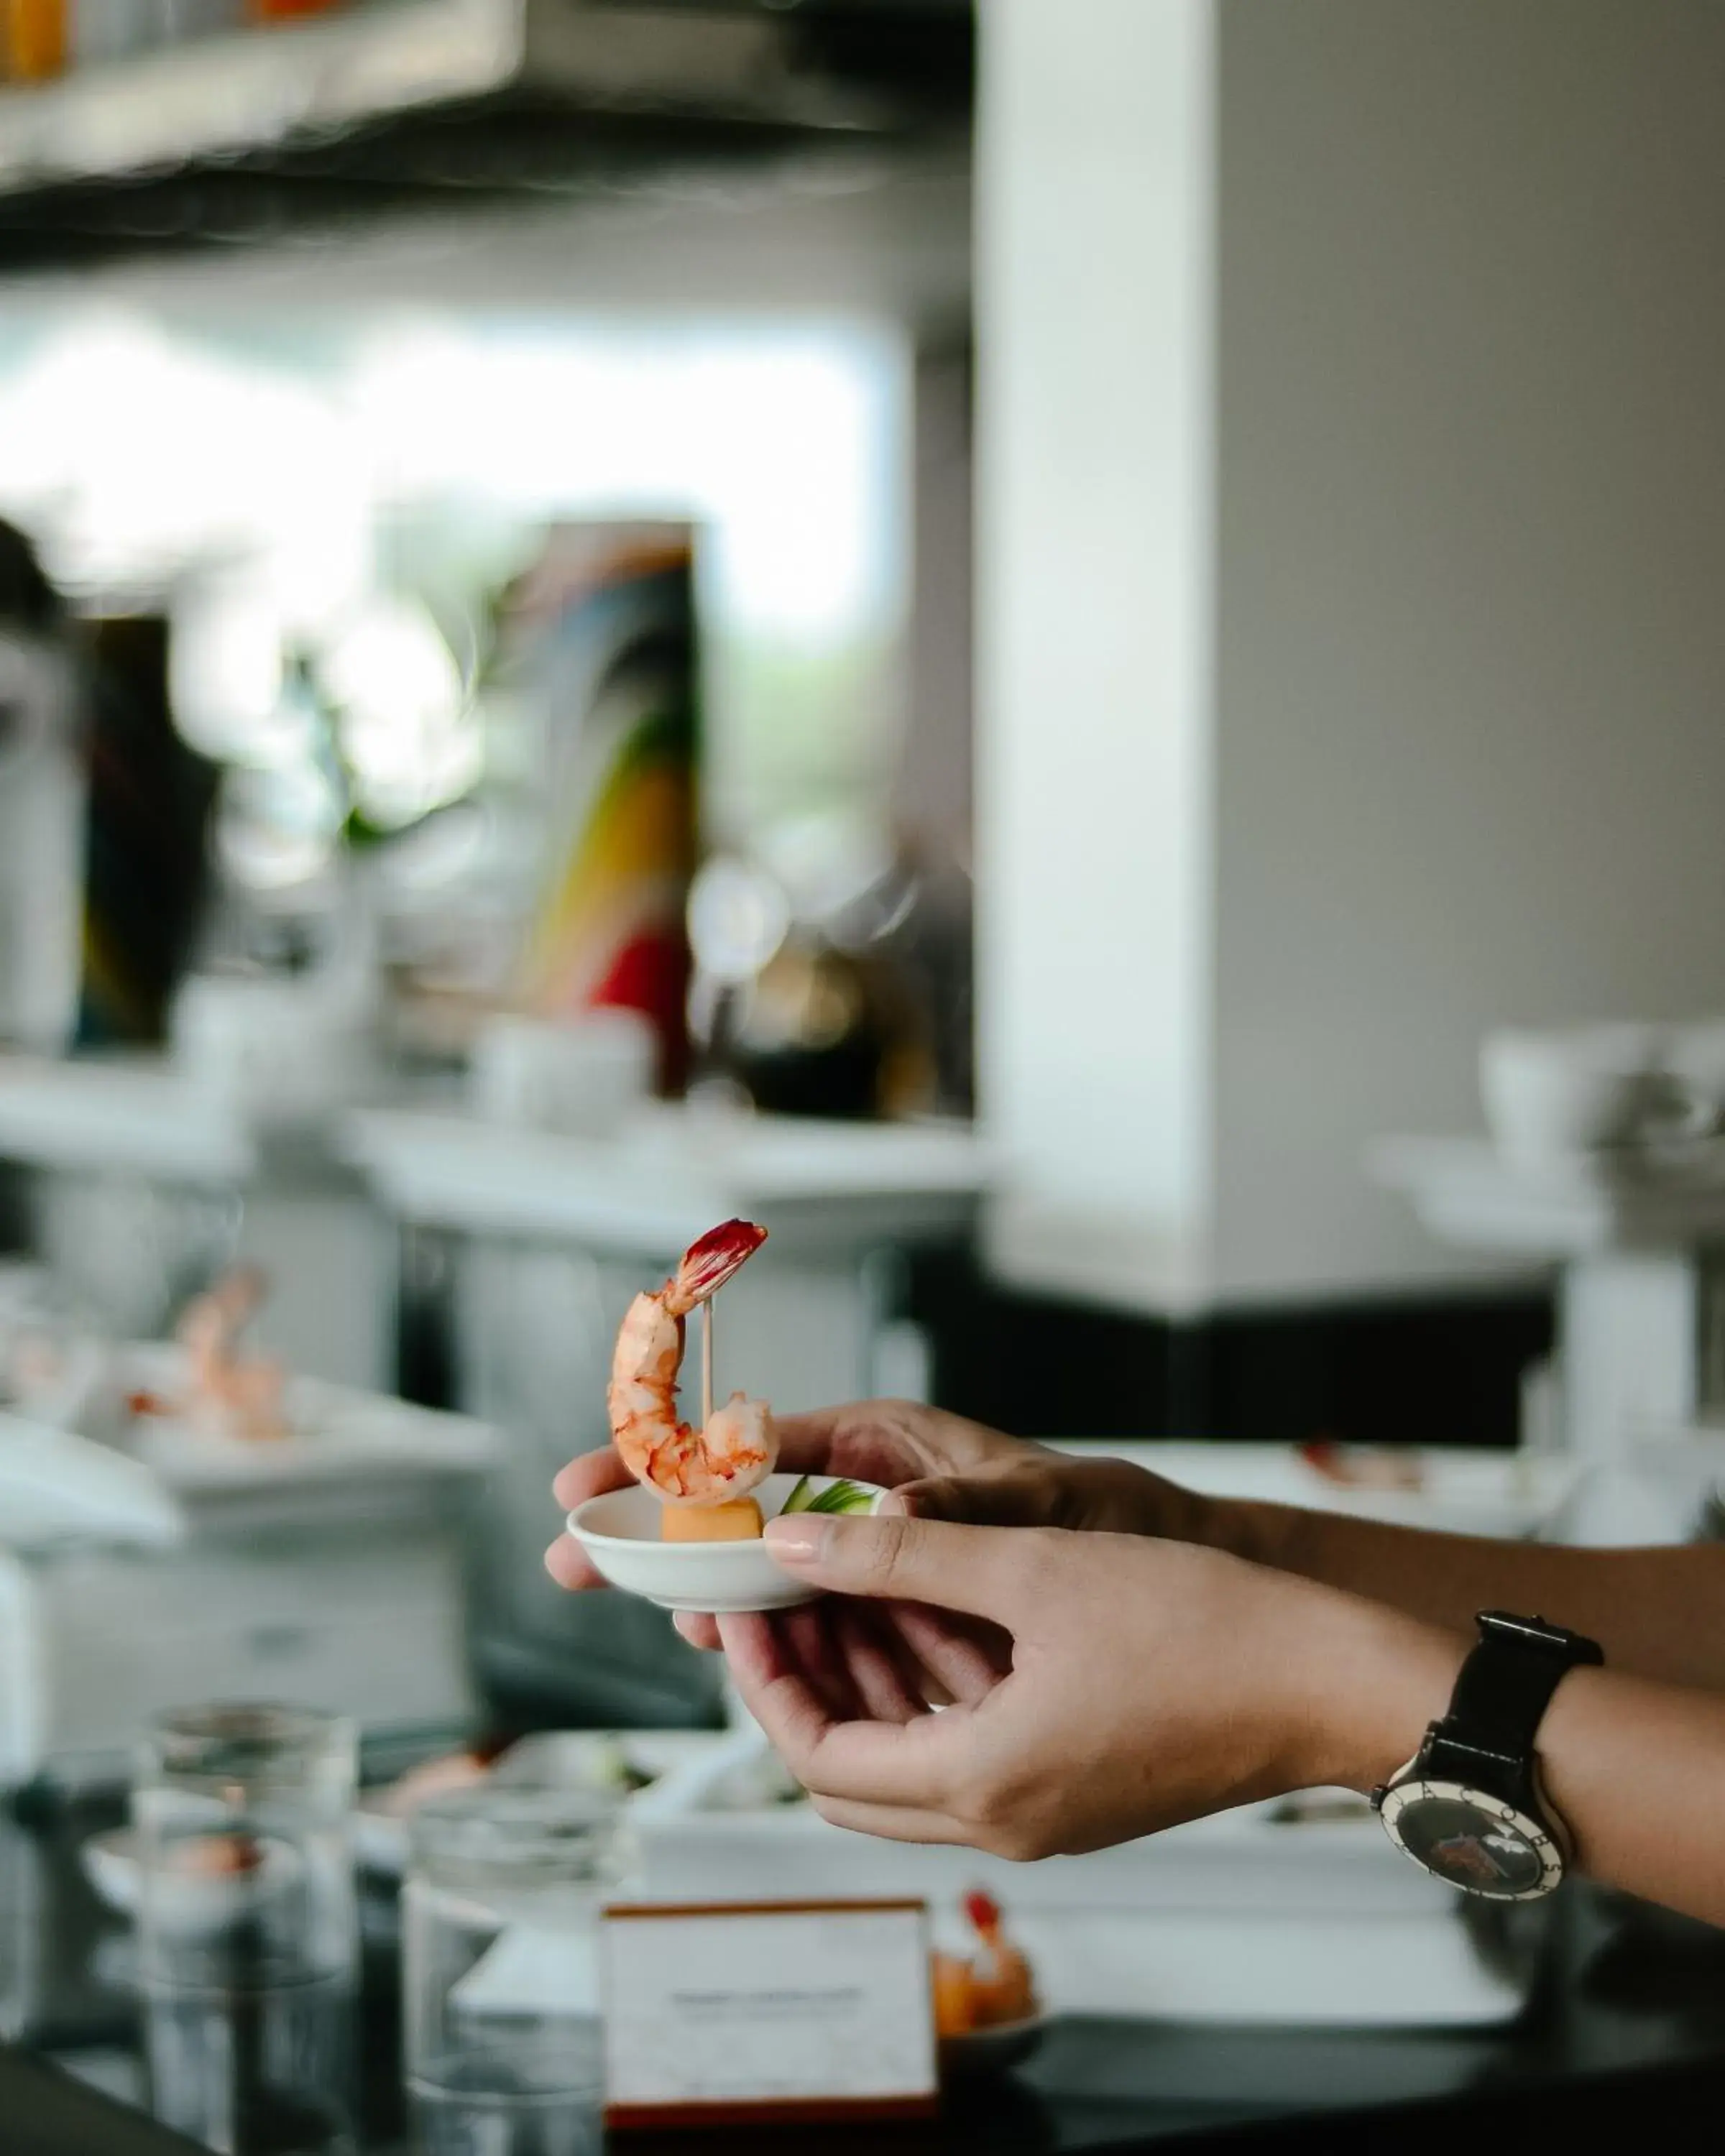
403, 1787, 620, 2156
133, 1703, 358, 1991
133, 1703, 359, 2156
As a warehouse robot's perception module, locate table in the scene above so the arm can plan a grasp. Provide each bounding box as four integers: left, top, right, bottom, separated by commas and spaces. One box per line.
5, 1787, 1725, 2153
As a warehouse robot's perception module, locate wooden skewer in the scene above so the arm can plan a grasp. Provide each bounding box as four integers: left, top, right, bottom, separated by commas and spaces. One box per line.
700, 1296, 714, 1429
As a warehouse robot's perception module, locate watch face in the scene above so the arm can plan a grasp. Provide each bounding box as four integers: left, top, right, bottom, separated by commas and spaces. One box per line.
1379, 1782, 1562, 1900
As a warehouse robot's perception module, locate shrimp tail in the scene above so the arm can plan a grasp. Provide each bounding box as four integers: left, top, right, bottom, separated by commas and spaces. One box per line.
665, 1218, 768, 1316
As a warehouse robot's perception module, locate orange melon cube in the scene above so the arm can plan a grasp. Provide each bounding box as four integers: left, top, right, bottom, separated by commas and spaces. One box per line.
660, 1498, 764, 1542
931, 1952, 978, 2037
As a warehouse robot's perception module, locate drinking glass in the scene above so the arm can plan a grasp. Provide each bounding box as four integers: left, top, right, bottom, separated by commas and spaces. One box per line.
133, 1703, 359, 2155
403, 1787, 620, 2156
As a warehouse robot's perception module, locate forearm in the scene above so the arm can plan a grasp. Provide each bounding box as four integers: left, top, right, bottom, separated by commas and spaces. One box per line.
1539, 1666, 1725, 1922
1213, 1496, 1725, 1692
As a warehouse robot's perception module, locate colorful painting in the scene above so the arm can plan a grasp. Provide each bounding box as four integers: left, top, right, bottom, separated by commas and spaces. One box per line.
511, 526, 699, 1095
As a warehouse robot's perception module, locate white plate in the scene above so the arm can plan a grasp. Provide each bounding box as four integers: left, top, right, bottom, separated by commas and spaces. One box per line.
566, 1474, 885, 1613
116, 1345, 500, 1488
353, 1730, 727, 1875
940, 2014, 1049, 2081
80, 1827, 300, 1922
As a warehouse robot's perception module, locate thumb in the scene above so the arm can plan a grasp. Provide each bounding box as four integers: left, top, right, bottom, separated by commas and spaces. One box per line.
762, 1509, 1019, 1620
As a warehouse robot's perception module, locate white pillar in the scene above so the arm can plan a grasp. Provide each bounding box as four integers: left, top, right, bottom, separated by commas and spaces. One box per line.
976, 0, 1218, 1316
976, 0, 1725, 1318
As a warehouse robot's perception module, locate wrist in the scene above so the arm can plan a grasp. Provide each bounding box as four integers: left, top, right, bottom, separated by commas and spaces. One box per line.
1288, 1593, 1468, 1795
1150, 1474, 1233, 1549
1208, 1493, 1302, 1570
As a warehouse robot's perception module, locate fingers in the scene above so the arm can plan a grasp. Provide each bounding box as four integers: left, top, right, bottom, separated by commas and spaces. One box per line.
719, 1611, 829, 1755
672, 1602, 993, 1704
768, 1407, 858, 1475
896, 1468, 1057, 1529
770, 1401, 1009, 1490
777, 1603, 867, 1724
770, 1404, 928, 1486
888, 1603, 1012, 1707
827, 1606, 932, 1726
804, 1795, 972, 1846
544, 1445, 632, 1590
719, 1612, 967, 1808
763, 1511, 1032, 1623
543, 1534, 604, 1591
552, 1448, 635, 1514
762, 1603, 932, 1727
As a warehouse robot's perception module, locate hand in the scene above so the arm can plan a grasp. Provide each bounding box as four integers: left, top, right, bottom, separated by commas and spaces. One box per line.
545, 1400, 1215, 1646
719, 1593, 1013, 1728
720, 1511, 1466, 1858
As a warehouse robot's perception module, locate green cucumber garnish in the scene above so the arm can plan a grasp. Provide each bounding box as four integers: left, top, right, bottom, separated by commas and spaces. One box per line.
781, 1475, 876, 1517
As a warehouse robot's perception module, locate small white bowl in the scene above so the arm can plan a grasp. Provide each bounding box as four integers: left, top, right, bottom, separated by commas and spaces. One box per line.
566, 1473, 885, 1613
940, 2012, 1049, 2081
80, 1828, 300, 1924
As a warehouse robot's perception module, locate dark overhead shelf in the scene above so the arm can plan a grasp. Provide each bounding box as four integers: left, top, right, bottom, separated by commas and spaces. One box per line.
0, 0, 972, 267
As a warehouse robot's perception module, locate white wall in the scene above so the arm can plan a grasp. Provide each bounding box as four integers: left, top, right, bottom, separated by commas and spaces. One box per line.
1214, 0, 1725, 1301
980, 0, 1725, 1313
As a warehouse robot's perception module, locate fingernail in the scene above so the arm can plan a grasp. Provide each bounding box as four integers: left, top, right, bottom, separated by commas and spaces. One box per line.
764, 1515, 829, 1564
878, 1490, 909, 1517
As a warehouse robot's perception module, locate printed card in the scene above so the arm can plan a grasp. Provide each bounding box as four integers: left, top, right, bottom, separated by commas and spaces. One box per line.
602, 1899, 939, 2127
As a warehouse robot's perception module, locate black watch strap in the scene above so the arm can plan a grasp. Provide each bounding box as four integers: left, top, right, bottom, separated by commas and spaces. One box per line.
1422, 1612, 1603, 1795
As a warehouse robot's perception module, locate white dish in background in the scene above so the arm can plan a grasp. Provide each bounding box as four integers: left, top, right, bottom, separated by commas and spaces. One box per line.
566, 1474, 886, 1613
941, 2014, 1049, 2081
80, 1827, 300, 1923
112, 1345, 500, 1491
353, 1729, 727, 1876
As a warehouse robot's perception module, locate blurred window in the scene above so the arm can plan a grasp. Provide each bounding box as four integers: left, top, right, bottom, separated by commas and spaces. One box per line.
0, 308, 907, 852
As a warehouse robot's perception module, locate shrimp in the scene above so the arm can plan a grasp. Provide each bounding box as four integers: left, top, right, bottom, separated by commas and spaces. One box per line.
607, 1218, 777, 1503
177, 1264, 267, 1391
175, 1265, 288, 1441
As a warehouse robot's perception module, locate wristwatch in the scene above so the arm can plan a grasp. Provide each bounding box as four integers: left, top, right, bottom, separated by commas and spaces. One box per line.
1371, 1611, 1603, 1901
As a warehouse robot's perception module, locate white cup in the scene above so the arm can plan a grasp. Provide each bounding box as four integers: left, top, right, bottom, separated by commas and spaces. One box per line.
1479, 1024, 1714, 1168
469, 1012, 654, 1138
171, 976, 376, 1120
